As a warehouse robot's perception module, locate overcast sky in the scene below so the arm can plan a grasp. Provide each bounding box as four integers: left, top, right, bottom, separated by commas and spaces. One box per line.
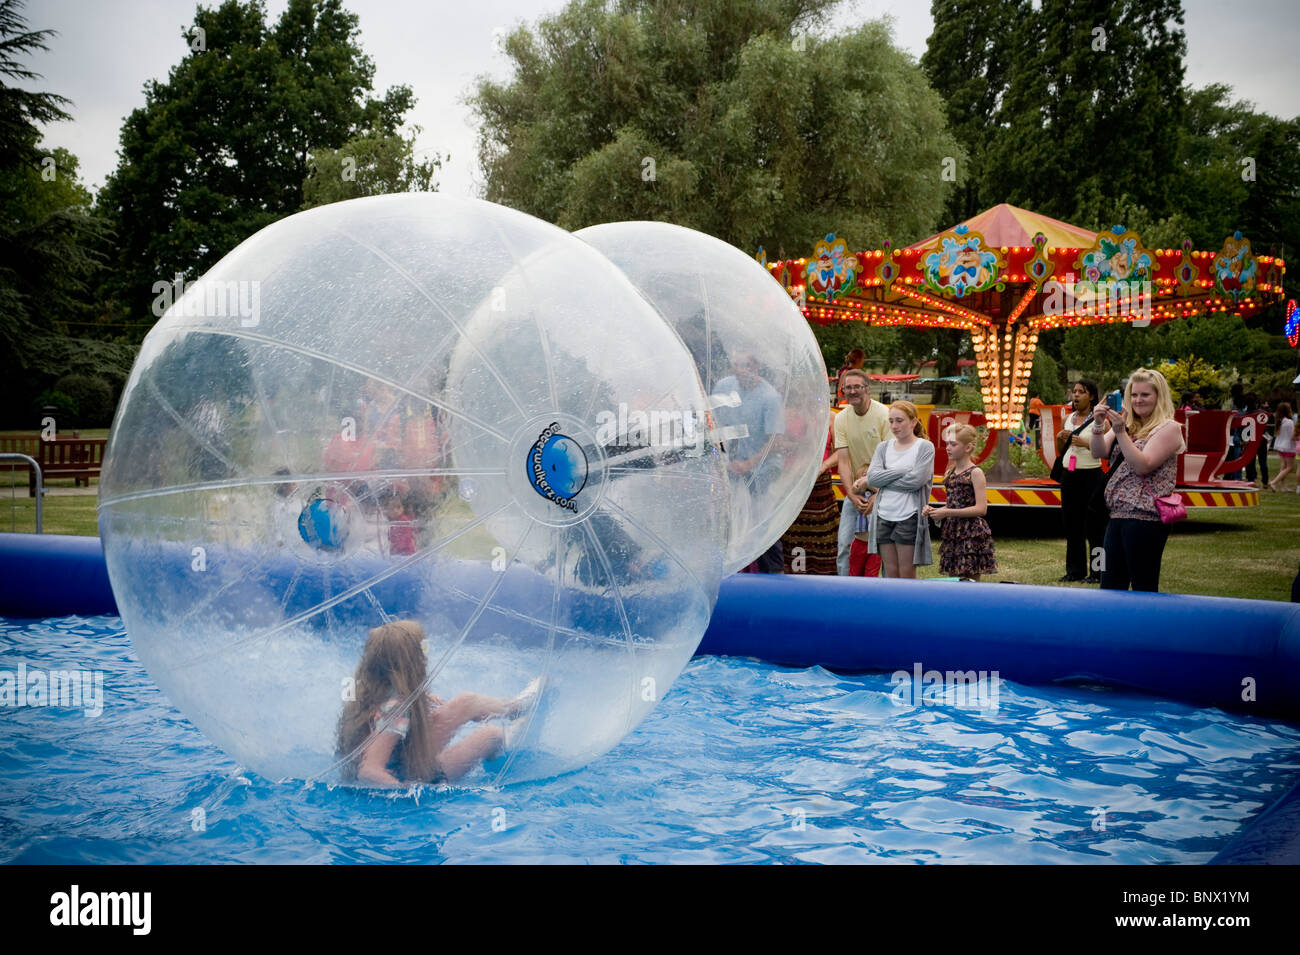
26, 0, 1300, 200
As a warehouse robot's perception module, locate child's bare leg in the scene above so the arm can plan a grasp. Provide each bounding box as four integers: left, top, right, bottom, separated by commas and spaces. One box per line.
446, 692, 512, 724
437, 725, 503, 782
427, 693, 512, 753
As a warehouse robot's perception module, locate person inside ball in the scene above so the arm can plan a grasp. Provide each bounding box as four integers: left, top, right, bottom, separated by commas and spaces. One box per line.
336, 620, 541, 786
712, 353, 785, 572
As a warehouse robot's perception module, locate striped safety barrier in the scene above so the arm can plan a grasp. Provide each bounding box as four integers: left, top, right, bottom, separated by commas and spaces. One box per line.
835, 479, 1259, 509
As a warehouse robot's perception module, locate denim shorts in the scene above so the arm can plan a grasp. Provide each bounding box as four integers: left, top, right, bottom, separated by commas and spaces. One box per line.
876, 515, 917, 546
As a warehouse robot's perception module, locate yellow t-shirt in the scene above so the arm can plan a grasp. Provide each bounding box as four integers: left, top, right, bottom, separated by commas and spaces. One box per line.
834, 400, 891, 478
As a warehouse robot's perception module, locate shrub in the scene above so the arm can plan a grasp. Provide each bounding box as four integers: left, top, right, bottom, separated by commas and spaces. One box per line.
33, 389, 80, 428
54, 374, 116, 427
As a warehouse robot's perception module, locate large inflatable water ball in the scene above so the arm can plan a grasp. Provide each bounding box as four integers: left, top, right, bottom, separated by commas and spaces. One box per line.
99, 194, 729, 785
577, 222, 828, 574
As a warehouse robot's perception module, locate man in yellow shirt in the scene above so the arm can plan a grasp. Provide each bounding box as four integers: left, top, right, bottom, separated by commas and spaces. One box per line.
834, 369, 891, 575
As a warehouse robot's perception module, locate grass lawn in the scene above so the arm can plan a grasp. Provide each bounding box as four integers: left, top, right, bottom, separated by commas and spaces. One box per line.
3, 449, 1297, 602
921, 487, 1299, 602
929, 447, 1299, 601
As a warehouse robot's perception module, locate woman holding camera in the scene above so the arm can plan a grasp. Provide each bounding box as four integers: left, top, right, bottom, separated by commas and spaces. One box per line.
1089, 368, 1185, 592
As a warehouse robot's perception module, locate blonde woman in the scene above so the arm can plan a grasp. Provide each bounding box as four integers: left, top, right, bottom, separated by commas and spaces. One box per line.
1089, 368, 1186, 592
864, 400, 934, 578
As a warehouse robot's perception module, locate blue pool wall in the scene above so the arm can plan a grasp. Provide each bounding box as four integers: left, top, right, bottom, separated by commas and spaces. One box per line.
4, 532, 1297, 718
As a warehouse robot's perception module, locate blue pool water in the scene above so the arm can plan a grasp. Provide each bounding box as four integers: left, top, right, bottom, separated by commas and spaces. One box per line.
2, 615, 1298, 864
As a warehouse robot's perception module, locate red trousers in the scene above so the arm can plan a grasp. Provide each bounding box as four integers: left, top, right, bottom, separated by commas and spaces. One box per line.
848, 538, 881, 577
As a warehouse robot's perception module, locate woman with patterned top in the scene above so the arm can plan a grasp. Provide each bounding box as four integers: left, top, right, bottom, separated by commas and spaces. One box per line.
1089, 368, 1186, 592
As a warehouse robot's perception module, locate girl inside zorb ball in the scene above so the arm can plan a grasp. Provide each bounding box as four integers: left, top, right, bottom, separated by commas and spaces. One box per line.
98, 194, 730, 787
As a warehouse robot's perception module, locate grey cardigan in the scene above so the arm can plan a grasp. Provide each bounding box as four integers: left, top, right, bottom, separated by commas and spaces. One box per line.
865, 437, 935, 566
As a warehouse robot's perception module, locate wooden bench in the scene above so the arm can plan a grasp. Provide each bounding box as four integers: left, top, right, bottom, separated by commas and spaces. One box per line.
0, 433, 106, 496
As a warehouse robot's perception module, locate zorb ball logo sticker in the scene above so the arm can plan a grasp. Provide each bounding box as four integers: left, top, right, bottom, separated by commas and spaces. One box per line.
297, 493, 351, 550
527, 422, 588, 512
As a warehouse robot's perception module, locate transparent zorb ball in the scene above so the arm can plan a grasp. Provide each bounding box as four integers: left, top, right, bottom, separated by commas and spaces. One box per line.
99, 195, 728, 785
578, 221, 828, 573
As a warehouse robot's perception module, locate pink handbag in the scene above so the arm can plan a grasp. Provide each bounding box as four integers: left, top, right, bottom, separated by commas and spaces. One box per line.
1141, 474, 1186, 523
1153, 492, 1186, 523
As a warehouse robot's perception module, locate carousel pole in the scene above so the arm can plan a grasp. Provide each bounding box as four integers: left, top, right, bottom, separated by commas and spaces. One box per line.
973, 315, 1038, 483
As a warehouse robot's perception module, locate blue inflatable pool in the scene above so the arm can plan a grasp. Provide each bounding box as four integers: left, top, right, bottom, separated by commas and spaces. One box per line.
1, 531, 1296, 863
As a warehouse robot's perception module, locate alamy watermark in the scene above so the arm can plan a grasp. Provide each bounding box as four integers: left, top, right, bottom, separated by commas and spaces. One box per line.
890, 663, 1000, 710
1043, 272, 1152, 325
595, 402, 705, 453
49, 885, 150, 935
151, 273, 261, 326
0, 663, 103, 717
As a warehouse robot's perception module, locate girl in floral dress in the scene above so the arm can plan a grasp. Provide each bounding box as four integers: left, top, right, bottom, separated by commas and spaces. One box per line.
924, 424, 997, 580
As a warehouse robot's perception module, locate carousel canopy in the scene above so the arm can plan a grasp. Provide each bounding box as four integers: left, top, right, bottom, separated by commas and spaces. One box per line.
765, 205, 1287, 426
905, 204, 1097, 253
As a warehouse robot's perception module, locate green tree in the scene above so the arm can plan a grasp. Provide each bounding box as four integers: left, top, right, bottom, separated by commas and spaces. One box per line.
0, 1, 132, 425
812, 321, 898, 377
301, 127, 442, 208
923, 0, 1187, 223
920, 0, 1028, 223
887, 327, 968, 379
0, 0, 69, 168
1027, 347, 1064, 404
1171, 85, 1300, 254
1061, 313, 1278, 400
469, 0, 962, 255
1161, 355, 1227, 406
98, 0, 417, 331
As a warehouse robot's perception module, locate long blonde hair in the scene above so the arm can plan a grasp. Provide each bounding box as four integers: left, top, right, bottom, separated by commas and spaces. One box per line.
1123, 368, 1178, 440
336, 620, 439, 783
943, 423, 979, 481
890, 400, 924, 437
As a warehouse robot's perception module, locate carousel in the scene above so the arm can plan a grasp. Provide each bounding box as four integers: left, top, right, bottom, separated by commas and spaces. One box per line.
764, 204, 1288, 508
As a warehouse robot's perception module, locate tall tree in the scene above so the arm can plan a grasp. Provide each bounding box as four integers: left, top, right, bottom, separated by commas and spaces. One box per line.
301, 127, 442, 208
922, 0, 1187, 223
0, 1, 129, 425
98, 0, 416, 330
469, 0, 962, 256
0, 0, 69, 168
986, 0, 1187, 220
920, 0, 1028, 224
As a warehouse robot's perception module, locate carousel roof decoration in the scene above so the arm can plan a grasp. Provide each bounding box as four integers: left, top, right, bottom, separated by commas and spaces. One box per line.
764, 203, 1288, 430
919, 223, 1005, 298
1213, 231, 1258, 303
805, 233, 858, 302
1075, 225, 1156, 285
1175, 239, 1200, 296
